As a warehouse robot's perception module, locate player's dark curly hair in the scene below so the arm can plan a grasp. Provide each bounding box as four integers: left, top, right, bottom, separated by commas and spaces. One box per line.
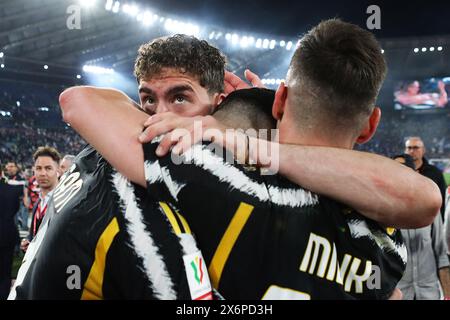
134, 34, 226, 94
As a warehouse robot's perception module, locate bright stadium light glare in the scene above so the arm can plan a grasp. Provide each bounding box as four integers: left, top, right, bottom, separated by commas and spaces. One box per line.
105, 0, 113, 10
16, 101, 20, 107
414, 48, 419, 53
262, 39, 269, 49
76, 74, 82, 79
269, 40, 276, 49
0, 64, 4, 68
421, 47, 427, 52
215, 32, 222, 40
429, 47, 435, 52
225, 33, 231, 41
43, 65, 48, 70
279, 40, 286, 47
123, 4, 138, 16
286, 41, 293, 50
255, 38, 262, 48
381, 49, 384, 54
141, 11, 153, 25
240, 36, 248, 48
248, 36, 254, 45
231, 34, 239, 45
164, 19, 199, 36
209, 31, 215, 40
83, 65, 115, 74
112, 1, 120, 13
79, 0, 96, 7
0, 52, 3, 58
438, 46, 443, 51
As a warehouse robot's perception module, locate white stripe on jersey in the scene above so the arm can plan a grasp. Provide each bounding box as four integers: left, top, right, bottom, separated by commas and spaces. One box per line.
112, 172, 177, 299
347, 219, 407, 265
151, 143, 318, 208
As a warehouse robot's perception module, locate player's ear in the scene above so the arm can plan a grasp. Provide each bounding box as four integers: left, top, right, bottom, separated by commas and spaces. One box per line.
211, 93, 227, 112
272, 82, 287, 121
356, 107, 381, 144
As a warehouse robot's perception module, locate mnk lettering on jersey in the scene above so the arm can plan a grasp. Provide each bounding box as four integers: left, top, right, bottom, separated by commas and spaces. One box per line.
183, 252, 213, 300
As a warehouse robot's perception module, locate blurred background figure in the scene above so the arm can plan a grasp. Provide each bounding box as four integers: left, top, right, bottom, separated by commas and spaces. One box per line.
393, 153, 450, 300
59, 154, 75, 175
0, 163, 26, 300
20, 147, 61, 253
405, 137, 447, 222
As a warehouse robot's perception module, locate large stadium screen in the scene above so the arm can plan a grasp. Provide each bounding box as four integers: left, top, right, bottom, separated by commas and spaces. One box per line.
394, 77, 450, 110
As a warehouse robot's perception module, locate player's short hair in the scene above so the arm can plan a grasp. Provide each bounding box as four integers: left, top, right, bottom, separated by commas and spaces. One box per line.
288, 19, 387, 133
33, 146, 61, 164
213, 88, 276, 135
134, 34, 226, 94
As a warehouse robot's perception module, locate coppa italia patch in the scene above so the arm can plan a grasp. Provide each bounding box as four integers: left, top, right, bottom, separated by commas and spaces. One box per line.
183, 252, 213, 300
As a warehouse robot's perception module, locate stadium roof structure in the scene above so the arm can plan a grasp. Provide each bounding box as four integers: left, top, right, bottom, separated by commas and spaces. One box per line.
1, 0, 450, 90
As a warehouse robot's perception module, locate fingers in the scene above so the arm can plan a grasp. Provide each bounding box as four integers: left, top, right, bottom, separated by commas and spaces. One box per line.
224, 70, 250, 94
244, 69, 265, 88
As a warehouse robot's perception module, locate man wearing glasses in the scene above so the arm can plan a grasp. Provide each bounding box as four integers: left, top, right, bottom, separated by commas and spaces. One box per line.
405, 137, 447, 222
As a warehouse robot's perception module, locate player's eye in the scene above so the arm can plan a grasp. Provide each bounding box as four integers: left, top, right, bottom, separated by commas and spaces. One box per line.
174, 96, 186, 104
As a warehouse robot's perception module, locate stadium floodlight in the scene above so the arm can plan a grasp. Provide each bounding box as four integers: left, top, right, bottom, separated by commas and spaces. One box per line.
209, 31, 215, 40
248, 36, 255, 45
421, 47, 427, 52
438, 46, 443, 51
262, 39, 269, 49
83, 65, 115, 74
0, 64, 4, 68
269, 40, 276, 49
16, 101, 20, 107
76, 74, 82, 79
164, 19, 200, 36
43, 65, 48, 70
240, 36, 248, 48
79, 0, 96, 7
429, 47, 435, 52
225, 33, 231, 41
381, 49, 385, 54
141, 11, 153, 26
123, 4, 138, 17
413, 48, 419, 53
279, 40, 286, 47
255, 38, 262, 48
112, 1, 120, 13
286, 41, 293, 50
0, 52, 3, 58
215, 32, 222, 40
231, 34, 239, 45
105, 0, 113, 11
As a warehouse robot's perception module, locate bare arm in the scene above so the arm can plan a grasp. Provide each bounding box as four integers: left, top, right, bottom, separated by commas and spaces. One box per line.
275, 143, 440, 228
60, 86, 440, 228
439, 268, 450, 298
60, 86, 148, 186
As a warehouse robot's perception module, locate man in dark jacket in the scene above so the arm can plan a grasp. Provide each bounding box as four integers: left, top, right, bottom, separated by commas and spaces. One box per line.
0, 164, 25, 299
405, 137, 447, 222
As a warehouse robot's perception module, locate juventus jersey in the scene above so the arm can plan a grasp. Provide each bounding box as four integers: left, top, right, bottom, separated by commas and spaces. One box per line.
142, 140, 407, 300
9, 145, 212, 300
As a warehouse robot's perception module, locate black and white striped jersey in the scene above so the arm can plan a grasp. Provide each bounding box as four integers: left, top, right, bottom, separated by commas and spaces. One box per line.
142, 140, 407, 300
9, 145, 212, 300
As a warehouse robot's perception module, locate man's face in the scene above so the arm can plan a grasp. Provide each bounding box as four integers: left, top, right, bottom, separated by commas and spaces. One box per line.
60, 158, 73, 174
34, 156, 59, 191
407, 81, 420, 95
5, 162, 18, 177
138, 68, 219, 116
405, 138, 425, 161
